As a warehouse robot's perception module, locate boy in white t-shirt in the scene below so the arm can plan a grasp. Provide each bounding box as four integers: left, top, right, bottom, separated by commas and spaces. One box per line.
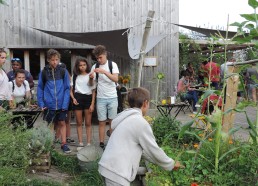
89, 45, 119, 149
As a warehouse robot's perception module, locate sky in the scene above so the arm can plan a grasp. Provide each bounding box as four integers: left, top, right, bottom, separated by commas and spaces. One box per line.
179, 0, 254, 31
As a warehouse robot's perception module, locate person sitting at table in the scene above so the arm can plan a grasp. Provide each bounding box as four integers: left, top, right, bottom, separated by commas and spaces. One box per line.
186, 62, 195, 82
8, 69, 31, 108
177, 70, 199, 113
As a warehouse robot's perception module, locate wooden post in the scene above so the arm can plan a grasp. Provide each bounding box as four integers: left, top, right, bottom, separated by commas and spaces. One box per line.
222, 66, 239, 135
40, 50, 45, 70
24, 50, 30, 72
222, 59, 258, 138
135, 10, 155, 87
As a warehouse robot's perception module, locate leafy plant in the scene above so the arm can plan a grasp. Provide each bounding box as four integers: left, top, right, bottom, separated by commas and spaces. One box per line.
30, 125, 54, 156
0, 112, 32, 185
152, 115, 181, 145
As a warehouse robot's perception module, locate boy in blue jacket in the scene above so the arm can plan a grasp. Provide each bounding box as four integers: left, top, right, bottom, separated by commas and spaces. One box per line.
37, 49, 71, 153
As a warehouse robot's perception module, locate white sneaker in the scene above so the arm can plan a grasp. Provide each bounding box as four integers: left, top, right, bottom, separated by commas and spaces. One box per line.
195, 104, 201, 108
78, 143, 84, 147
193, 111, 197, 114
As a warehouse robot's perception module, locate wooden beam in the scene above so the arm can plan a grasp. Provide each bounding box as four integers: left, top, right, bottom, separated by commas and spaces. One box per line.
135, 10, 155, 87
40, 50, 45, 70
227, 59, 258, 66
24, 50, 30, 72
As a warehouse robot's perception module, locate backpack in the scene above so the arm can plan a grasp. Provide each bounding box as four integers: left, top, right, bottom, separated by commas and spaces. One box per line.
72, 74, 77, 93
95, 60, 123, 113
41, 64, 66, 87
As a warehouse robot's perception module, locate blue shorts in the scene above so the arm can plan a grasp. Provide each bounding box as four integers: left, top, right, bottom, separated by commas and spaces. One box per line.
96, 98, 118, 121
43, 109, 68, 124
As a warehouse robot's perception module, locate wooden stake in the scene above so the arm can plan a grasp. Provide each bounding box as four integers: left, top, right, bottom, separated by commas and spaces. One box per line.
135, 10, 155, 87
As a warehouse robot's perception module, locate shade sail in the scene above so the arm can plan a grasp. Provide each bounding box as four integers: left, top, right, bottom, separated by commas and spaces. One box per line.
174, 23, 238, 38
33, 27, 130, 58
33, 23, 240, 59
33, 27, 168, 59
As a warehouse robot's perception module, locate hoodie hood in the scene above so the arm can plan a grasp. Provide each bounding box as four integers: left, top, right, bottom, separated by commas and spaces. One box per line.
111, 108, 142, 130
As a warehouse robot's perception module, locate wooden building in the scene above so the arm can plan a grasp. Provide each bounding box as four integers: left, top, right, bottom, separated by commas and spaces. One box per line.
0, 0, 179, 102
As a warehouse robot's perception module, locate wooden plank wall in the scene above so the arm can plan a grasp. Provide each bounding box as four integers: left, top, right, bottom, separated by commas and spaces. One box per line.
0, 0, 179, 103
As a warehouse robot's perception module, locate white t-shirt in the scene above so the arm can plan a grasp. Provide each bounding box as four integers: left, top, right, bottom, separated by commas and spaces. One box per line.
0, 69, 11, 100
91, 61, 119, 98
9, 80, 30, 103
70, 74, 96, 95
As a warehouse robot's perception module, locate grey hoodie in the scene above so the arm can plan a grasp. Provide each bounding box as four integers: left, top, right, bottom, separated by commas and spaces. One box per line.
98, 108, 175, 186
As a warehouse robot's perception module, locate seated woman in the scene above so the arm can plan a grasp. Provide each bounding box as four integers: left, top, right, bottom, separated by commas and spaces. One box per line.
8, 69, 31, 108
177, 70, 199, 112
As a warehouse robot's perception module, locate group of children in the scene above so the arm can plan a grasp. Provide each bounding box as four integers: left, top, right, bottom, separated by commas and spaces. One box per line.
1, 46, 183, 185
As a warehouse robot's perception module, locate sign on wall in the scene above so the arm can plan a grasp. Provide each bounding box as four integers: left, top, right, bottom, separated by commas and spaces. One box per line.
144, 56, 157, 67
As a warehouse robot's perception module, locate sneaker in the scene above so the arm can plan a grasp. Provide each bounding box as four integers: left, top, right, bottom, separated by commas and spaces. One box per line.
99, 142, 105, 150
193, 111, 197, 115
66, 137, 75, 144
61, 144, 71, 153
86, 143, 91, 146
106, 129, 111, 137
78, 143, 84, 147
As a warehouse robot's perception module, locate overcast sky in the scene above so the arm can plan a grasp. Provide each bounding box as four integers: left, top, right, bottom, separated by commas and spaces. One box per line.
179, 0, 254, 31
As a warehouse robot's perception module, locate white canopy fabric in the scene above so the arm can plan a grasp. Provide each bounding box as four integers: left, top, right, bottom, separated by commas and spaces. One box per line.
128, 34, 168, 59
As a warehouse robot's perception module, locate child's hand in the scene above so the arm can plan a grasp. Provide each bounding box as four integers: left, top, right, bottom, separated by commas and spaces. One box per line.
89, 72, 95, 79
73, 98, 79, 105
173, 161, 185, 171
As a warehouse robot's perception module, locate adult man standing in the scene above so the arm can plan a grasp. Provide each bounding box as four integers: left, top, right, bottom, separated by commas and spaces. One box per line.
90, 45, 119, 149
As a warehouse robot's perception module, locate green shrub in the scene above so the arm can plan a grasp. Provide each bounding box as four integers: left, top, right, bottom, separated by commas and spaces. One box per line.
0, 112, 32, 185
152, 116, 181, 145
0, 167, 27, 185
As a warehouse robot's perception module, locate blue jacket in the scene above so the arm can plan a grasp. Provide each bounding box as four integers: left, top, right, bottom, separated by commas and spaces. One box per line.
37, 65, 70, 110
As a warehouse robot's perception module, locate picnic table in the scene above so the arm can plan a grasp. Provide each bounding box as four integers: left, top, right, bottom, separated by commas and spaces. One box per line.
157, 102, 189, 117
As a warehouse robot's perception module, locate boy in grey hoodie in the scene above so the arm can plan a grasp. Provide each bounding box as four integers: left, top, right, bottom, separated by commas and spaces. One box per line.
98, 87, 182, 186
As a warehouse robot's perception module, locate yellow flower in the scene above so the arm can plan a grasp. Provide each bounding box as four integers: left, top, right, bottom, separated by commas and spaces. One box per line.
119, 74, 131, 85
122, 79, 129, 84
198, 133, 204, 137
208, 138, 213, 142
229, 140, 233, 144
193, 143, 199, 148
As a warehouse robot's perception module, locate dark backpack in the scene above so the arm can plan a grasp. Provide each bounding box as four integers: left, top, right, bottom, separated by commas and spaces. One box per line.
72, 74, 78, 94
41, 64, 66, 87
95, 60, 123, 113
